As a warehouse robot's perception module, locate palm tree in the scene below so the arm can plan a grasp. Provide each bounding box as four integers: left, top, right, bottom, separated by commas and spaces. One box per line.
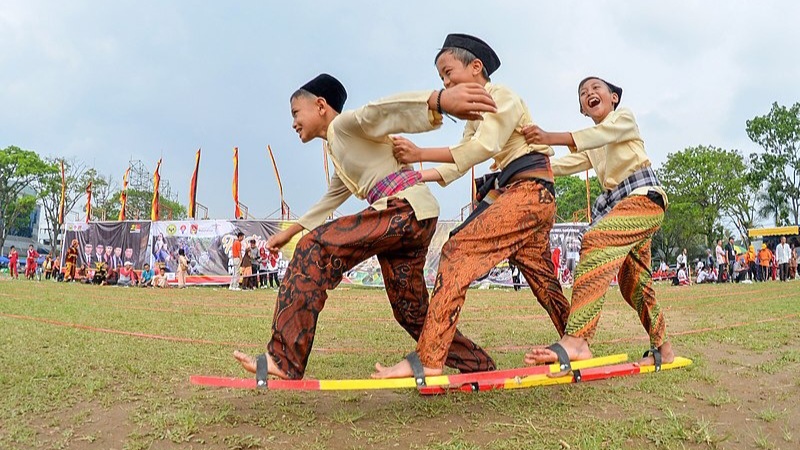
756, 183, 790, 226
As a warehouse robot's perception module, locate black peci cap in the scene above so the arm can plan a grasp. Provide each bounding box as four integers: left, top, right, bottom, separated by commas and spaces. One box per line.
436, 33, 501, 76
300, 73, 347, 113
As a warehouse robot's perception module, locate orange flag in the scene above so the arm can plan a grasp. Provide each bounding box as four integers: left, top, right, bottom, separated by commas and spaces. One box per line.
58, 160, 66, 225
85, 181, 92, 223
267, 145, 286, 217
118, 166, 130, 221
188, 148, 201, 219
232, 147, 241, 219
151, 159, 162, 221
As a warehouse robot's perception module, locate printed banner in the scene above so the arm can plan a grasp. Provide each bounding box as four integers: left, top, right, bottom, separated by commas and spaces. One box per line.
62, 220, 589, 287
61, 221, 152, 271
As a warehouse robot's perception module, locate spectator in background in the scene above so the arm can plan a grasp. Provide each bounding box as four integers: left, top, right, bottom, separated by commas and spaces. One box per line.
247, 240, 260, 290
8, 246, 19, 279
118, 261, 137, 287
105, 266, 119, 286
775, 236, 791, 282
176, 248, 189, 288
229, 232, 244, 291
676, 248, 687, 271
758, 243, 772, 282
791, 244, 798, 280
140, 263, 154, 287
266, 250, 282, 289
43, 255, 53, 280
715, 239, 726, 283
240, 239, 254, 290
510, 263, 522, 291
706, 248, 715, 273
746, 244, 757, 281
676, 263, 689, 286
152, 266, 168, 288
258, 247, 270, 288
725, 237, 736, 283
92, 262, 108, 285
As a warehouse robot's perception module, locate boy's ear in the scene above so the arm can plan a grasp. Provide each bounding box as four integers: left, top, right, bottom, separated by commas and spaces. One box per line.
316, 97, 329, 114
471, 59, 484, 76
611, 92, 619, 106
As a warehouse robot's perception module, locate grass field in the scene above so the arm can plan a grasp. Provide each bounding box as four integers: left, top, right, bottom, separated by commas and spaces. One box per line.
1, 278, 799, 450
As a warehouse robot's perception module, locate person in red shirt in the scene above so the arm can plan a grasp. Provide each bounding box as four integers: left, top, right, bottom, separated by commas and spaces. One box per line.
8, 246, 19, 279
25, 244, 39, 280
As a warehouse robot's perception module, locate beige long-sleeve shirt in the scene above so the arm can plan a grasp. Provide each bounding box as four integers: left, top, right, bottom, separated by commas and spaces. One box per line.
551, 107, 667, 202
297, 91, 442, 231
434, 83, 555, 186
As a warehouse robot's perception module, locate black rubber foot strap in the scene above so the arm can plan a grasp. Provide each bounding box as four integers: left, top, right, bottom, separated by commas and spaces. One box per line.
547, 343, 572, 373
643, 347, 662, 372
406, 352, 427, 387
256, 354, 268, 388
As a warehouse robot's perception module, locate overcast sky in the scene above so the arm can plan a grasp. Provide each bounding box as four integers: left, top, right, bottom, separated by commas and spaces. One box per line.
2, 1, 799, 221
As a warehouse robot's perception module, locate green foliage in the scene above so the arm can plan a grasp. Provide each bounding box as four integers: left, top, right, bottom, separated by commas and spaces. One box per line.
0, 145, 57, 250
122, 189, 187, 220
746, 102, 800, 225
553, 174, 603, 222
658, 145, 747, 247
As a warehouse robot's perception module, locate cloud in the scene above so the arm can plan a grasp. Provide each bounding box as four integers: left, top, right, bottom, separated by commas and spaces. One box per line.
2, 1, 800, 220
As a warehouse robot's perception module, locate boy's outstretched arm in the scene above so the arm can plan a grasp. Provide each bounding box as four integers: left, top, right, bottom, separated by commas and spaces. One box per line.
392, 136, 454, 164
521, 124, 575, 147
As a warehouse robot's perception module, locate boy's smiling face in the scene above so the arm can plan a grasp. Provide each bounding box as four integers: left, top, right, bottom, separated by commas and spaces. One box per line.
579, 78, 619, 123
290, 95, 327, 143
436, 51, 483, 89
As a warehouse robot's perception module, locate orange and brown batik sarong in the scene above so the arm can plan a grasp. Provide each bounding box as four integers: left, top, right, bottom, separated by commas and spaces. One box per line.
268, 199, 494, 379
416, 180, 571, 369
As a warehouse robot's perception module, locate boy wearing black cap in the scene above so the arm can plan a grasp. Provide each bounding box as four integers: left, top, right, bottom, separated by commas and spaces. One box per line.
234, 73, 499, 380
373, 34, 570, 380
520, 77, 673, 373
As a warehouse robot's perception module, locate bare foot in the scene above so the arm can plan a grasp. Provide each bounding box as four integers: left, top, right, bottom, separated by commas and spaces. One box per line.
522, 335, 593, 377
636, 341, 675, 367
371, 359, 443, 379
233, 350, 288, 378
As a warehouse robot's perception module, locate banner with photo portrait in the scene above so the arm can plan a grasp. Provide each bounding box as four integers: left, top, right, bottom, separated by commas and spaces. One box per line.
61, 221, 151, 271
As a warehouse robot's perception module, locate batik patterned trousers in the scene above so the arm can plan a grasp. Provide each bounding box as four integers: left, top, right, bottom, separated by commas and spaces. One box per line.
565, 194, 667, 347
268, 199, 494, 379
416, 180, 570, 369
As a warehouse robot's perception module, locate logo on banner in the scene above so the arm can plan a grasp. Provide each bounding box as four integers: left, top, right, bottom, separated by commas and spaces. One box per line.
66, 223, 88, 232
129, 223, 142, 234
166, 224, 177, 236
190, 224, 198, 234
180, 224, 187, 234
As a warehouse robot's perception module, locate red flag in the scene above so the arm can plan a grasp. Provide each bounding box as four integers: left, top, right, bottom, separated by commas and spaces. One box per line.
266, 145, 286, 218
118, 166, 130, 221
188, 148, 201, 219
85, 181, 92, 223
151, 159, 162, 221
58, 160, 66, 225
232, 147, 241, 218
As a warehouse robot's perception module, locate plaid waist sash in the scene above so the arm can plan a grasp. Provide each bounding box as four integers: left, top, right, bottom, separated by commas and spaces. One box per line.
592, 165, 662, 223
367, 167, 422, 204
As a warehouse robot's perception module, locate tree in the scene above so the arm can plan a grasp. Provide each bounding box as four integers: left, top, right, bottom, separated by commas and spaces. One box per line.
746, 102, 800, 225
724, 159, 761, 244
0, 146, 56, 252
33, 158, 91, 251
658, 145, 746, 246
553, 174, 603, 223
755, 182, 790, 227
88, 170, 119, 221
653, 202, 706, 264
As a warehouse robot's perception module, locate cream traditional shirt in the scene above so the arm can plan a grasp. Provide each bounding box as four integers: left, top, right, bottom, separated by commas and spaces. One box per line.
434, 83, 554, 186
551, 107, 668, 202
297, 91, 442, 231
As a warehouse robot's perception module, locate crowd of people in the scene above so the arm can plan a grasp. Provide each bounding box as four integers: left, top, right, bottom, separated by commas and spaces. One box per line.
655, 236, 799, 286
227, 232, 283, 291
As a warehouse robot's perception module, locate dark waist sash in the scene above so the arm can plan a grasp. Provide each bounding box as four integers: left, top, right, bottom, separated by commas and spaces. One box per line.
451, 153, 554, 237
